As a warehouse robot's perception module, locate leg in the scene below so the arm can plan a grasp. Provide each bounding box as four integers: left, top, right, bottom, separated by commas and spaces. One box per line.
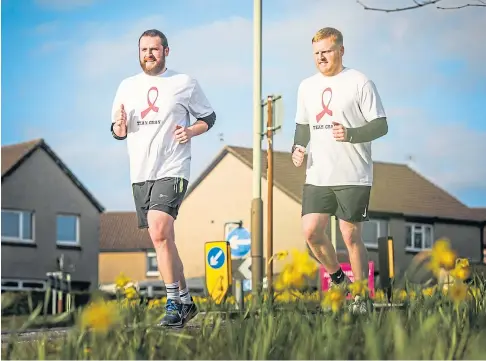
302, 213, 340, 274
301, 185, 347, 285
334, 186, 371, 281
339, 220, 368, 281
148, 177, 197, 326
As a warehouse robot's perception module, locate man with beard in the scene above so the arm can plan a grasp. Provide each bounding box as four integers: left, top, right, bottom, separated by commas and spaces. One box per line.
291, 27, 388, 313
111, 29, 216, 327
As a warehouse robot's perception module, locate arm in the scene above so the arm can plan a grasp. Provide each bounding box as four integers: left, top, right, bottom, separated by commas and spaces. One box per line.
110, 82, 127, 140
187, 79, 216, 137
346, 117, 388, 143
292, 82, 309, 153
187, 112, 216, 137
345, 79, 387, 143
292, 123, 310, 152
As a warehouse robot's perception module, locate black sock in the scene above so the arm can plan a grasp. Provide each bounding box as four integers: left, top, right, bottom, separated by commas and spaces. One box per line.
330, 268, 345, 284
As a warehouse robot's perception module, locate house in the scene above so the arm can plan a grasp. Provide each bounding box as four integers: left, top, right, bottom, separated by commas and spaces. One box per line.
471, 208, 486, 263
98, 145, 484, 286
99, 212, 206, 296
1, 139, 104, 293
98, 212, 157, 285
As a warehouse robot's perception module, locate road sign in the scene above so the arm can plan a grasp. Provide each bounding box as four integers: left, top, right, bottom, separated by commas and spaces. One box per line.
237, 258, 252, 279
207, 246, 225, 269
262, 95, 284, 134
319, 262, 375, 298
226, 226, 251, 259
232, 257, 266, 280
204, 241, 232, 304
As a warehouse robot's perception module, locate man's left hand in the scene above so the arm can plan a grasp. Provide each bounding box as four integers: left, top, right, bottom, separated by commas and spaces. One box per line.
332, 121, 348, 142
174, 125, 193, 144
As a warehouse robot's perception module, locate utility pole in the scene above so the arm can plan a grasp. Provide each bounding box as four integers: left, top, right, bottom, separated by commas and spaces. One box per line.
251, 0, 264, 297
266, 95, 274, 295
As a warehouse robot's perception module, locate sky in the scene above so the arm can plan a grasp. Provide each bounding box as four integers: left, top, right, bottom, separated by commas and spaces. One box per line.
2, 0, 486, 211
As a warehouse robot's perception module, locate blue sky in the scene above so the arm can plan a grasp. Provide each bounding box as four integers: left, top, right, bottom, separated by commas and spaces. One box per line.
2, 0, 486, 210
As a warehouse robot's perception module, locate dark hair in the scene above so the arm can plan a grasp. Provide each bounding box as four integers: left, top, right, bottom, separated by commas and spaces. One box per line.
138, 29, 169, 47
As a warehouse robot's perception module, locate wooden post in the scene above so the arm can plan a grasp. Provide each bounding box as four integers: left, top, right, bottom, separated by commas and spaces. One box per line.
266, 95, 274, 295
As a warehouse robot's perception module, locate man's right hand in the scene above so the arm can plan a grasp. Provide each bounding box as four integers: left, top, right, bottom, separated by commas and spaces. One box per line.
113, 104, 127, 138
292, 145, 305, 167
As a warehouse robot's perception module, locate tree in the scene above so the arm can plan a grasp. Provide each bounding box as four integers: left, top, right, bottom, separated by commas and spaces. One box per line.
356, 0, 486, 12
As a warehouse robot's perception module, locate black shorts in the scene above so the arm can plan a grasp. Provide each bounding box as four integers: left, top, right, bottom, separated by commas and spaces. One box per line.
301, 184, 371, 222
132, 177, 188, 229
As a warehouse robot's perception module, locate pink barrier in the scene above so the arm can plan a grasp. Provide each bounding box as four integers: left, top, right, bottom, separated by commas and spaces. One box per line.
319, 261, 375, 298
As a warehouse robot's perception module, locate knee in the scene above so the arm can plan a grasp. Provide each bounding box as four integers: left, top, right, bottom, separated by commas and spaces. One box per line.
341, 223, 360, 248
303, 224, 322, 246
148, 221, 172, 248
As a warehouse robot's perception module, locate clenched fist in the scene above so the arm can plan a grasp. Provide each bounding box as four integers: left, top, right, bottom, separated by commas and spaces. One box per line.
292, 145, 306, 167
113, 104, 127, 138
332, 121, 348, 142
174, 125, 194, 144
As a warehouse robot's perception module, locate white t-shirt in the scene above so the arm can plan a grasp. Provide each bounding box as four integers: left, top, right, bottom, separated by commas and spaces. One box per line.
295, 67, 386, 187
111, 69, 214, 184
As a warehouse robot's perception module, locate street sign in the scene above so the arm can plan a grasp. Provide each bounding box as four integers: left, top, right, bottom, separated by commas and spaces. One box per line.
207, 246, 225, 269
204, 241, 232, 304
232, 257, 266, 280
226, 226, 251, 259
237, 257, 252, 279
262, 95, 284, 134
319, 262, 375, 298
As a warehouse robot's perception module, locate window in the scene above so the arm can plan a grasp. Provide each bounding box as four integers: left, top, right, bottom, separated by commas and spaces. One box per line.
1, 209, 34, 242
362, 219, 384, 248
406, 223, 434, 251
146, 252, 159, 276
56, 214, 79, 245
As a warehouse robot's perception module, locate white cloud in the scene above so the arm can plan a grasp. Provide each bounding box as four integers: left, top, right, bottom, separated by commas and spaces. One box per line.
372, 107, 486, 191
34, 0, 486, 210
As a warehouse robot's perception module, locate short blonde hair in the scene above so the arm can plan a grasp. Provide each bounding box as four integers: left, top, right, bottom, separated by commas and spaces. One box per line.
312, 27, 343, 45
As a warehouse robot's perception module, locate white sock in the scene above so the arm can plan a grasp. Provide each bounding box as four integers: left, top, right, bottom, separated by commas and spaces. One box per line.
166, 281, 180, 302
179, 287, 192, 304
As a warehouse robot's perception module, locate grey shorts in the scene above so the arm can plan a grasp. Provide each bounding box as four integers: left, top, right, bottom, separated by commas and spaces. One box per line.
301, 184, 371, 222
132, 177, 188, 229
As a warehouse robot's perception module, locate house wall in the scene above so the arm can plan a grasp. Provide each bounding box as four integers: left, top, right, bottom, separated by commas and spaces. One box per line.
99, 252, 160, 284
174, 153, 307, 280
1, 148, 100, 290
170, 152, 483, 286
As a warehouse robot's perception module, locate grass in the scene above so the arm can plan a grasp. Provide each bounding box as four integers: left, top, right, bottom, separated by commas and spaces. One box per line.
2, 239, 486, 360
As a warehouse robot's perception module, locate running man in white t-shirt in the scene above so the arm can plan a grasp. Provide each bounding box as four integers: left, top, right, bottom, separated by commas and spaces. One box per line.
292, 27, 388, 313
111, 29, 216, 327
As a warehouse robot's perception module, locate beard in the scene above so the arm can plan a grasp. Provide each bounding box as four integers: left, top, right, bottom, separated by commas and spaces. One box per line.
140, 56, 166, 76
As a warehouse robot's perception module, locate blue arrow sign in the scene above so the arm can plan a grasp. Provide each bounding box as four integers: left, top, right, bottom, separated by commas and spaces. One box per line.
207, 246, 225, 269
226, 226, 251, 259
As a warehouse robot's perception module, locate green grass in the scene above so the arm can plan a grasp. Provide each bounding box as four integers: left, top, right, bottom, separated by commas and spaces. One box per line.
2, 278, 486, 360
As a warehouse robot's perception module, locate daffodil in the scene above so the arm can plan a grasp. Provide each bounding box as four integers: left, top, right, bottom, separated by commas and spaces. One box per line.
269, 250, 289, 263
450, 258, 470, 281
448, 281, 468, 304
115, 273, 131, 289
429, 238, 457, 274
322, 287, 346, 313
80, 299, 120, 334
124, 286, 138, 300
373, 289, 387, 303
422, 286, 436, 297
348, 279, 368, 298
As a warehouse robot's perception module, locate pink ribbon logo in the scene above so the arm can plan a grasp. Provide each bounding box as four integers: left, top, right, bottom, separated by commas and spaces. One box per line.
316, 87, 333, 122
141, 86, 160, 119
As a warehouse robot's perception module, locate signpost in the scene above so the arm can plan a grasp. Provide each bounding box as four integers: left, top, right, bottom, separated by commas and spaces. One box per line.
227, 225, 252, 259
261, 94, 283, 295
319, 262, 376, 298
204, 241, 232, 304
